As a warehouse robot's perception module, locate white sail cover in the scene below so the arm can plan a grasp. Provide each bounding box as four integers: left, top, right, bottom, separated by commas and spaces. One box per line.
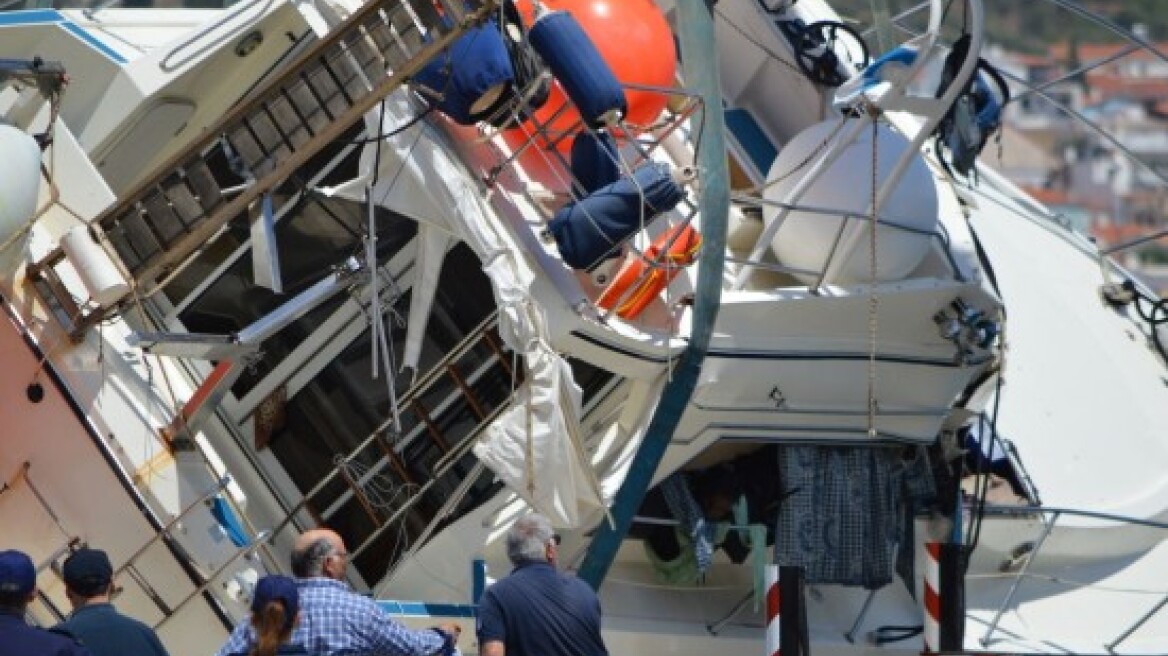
323, 89, 604, 526
473, 288, 605, 528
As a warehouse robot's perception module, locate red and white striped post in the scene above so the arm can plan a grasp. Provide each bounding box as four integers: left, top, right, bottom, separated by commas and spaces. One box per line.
923, 541, 942, 653
766, 564, 781, 656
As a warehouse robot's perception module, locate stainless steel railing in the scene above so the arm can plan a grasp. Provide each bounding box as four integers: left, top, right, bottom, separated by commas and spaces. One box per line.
974, 503, 1168, 650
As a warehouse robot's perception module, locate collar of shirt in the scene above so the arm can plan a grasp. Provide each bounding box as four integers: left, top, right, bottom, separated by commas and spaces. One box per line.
295, 577, 349, 591
69, 602, 116, 618
510, 560, 555, 574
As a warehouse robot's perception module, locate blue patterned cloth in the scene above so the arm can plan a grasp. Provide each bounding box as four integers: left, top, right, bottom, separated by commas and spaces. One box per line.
214, 578, 445, 656
659, 473, 716, 577
775, 446, 908, 589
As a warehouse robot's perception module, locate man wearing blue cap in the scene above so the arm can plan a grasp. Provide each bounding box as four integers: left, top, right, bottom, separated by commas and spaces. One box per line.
0, 549, 92, 656
55, 547, 170, 656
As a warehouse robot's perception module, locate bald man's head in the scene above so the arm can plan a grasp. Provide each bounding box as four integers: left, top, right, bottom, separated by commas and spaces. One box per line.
291, 529, 347, 579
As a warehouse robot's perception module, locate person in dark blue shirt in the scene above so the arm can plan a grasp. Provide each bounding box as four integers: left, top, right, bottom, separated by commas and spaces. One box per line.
476, 514, 608, 656
0, 549, 92, 656
54, 548, 170, 656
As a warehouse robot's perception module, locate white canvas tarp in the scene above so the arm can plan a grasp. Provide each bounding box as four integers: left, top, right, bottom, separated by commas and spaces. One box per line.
323, 89, 603, 526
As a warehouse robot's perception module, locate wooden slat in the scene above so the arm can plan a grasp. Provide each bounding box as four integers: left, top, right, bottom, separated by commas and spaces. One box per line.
185, 160, 222, 212
267, 94, 312, 148
162, 173, 204, 225
285, 78, 330, 134
141, 188, 186, 245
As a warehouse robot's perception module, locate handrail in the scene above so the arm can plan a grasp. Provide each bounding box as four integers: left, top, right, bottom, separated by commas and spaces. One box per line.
977, 503, 1168, 530
158, 0, 274, 72
971, 503, 1168, 650
731, 192, 967, 283
980, 510, 1059, 647
356, 405, 505, 565
263, 309, 501, 540
116, 479, 231, 580
154, 529, 272, 630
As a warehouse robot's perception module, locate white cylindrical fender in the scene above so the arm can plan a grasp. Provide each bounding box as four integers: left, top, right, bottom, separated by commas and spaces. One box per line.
60, 225, 130, 308
763, 119, 938, 285
0, 124, 42, 245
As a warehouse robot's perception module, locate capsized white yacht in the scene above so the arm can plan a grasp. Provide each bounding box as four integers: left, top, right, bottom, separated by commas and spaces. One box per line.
0, 0, 1166, 654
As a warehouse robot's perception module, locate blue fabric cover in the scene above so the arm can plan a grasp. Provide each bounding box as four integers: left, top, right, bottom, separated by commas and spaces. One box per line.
775, 446, 906, 589
413, 19, 513, 125
570, 131, 621, 194
530, 10, 627, 129
549, 162, 684, 270
210, 495, 251, 548
659, 473, 716, 577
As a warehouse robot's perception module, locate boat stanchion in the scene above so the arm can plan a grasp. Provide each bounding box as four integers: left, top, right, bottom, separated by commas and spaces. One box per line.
981, 511, 1058, 647
843, 588, 877, 643
1105, 593, 1168, 653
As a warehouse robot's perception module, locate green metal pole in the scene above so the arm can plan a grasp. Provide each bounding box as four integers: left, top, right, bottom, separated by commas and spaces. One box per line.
578, 0, 729, 590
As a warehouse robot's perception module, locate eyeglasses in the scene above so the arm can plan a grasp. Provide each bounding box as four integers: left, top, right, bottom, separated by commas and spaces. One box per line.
549, 534, 562, 546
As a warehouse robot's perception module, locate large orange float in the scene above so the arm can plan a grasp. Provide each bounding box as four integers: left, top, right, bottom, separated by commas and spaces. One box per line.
597, 223, 701, 320
511, 0, 677, 149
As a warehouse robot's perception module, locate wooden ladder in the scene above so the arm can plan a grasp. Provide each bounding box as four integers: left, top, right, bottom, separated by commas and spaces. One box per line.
29, 0, 498, 338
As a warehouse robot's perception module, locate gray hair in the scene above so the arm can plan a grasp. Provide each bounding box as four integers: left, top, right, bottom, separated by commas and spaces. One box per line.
506, 513, 555, 565
290, 537, 334, 577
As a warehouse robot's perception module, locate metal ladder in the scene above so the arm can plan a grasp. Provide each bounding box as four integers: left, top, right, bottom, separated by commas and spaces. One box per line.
269, 309, 520, 572
29, 0, 499, 338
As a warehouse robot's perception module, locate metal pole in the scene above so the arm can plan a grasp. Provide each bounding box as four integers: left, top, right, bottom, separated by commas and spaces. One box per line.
845, 589, 878, 643
1106, 594, 1168, 652
981, 511, 1059, 646
577, 0, 729, 589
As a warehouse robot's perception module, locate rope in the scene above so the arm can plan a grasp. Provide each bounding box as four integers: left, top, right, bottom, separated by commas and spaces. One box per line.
866, 107, 880, 438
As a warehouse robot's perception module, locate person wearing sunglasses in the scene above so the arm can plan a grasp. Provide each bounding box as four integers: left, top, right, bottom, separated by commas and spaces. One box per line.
215, 529, 460, 656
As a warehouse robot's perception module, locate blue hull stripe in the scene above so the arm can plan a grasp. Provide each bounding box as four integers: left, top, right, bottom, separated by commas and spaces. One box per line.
0, 9, 127, 64
377, 600, 477, 618
62, 21, 128, 63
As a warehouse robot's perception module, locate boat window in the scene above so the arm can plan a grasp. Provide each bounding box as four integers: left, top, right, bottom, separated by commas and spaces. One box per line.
260, 243, 509, 580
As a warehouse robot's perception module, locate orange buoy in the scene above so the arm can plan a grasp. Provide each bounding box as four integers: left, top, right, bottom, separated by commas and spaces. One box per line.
512, 0, 677, 150
597, 223, 701, 319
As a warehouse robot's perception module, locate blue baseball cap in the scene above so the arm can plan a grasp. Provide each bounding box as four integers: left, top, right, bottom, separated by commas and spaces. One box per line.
63, 548, 113, 597
0, 550, 35, 597
252, 575, 299, 632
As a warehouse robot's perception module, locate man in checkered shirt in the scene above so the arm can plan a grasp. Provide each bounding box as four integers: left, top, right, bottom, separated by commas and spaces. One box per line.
215, 529, 460, 656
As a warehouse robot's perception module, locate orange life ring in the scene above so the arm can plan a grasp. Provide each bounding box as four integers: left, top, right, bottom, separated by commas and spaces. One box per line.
597, 223, 701, 319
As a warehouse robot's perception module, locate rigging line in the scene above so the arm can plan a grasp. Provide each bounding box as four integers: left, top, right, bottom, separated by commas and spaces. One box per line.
368, 99, 388, 380
365, 102, 428, 423
740, 117, 849, 197
714, 8, 812, 80
866, 107, 879, 438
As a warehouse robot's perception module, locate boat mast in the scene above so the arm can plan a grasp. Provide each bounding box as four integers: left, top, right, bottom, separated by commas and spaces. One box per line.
578, 0, 730, 590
